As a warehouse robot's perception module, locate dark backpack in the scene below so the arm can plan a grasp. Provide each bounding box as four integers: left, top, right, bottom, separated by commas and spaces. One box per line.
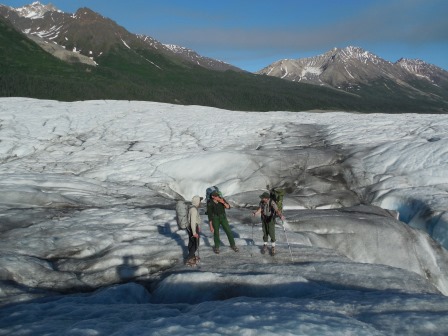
205, 186, 222, 200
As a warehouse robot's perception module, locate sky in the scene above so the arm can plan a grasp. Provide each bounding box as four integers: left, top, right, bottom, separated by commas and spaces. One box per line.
2, 0, 448, 71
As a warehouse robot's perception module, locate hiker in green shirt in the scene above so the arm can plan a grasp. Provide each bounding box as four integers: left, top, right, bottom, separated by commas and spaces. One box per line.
207, 191, 239, 254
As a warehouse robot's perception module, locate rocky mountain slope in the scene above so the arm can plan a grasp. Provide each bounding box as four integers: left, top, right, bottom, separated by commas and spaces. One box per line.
0, 2, 240, 71
1, 2, 447, 112
257, 46, 448, 106
1, 13, 356, 112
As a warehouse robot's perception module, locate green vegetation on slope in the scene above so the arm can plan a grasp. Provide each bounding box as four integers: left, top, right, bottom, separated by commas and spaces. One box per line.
1, 18, 447, 113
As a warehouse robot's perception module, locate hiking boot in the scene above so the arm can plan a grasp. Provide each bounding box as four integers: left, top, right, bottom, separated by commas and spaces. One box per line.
271, 246, 276, 256
261, 245, 268, 254
213, 247, 220, 254
185, 258, 197, 266
195, 256, 201, 262
231, 246, 239, 252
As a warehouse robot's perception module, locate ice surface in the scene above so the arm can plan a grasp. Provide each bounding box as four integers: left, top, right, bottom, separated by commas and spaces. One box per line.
1, 98, 448, 335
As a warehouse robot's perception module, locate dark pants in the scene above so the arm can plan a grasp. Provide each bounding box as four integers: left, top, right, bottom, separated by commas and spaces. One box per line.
187, 228, 199, 259
262, 216, 276, 243
212, 214, 236, 248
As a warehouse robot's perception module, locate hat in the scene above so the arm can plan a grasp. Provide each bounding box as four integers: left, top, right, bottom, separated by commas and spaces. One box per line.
211, 191, 219, 197
259, 192, 270, 199
192, 195, 203, 205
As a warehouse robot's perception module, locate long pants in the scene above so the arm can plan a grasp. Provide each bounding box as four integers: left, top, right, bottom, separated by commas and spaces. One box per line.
187, 229, 199, 259
212, 214, 235, 248
262, 216, 276, 243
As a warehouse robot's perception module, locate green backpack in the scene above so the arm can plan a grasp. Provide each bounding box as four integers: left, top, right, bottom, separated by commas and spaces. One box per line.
269, 187, 285, 212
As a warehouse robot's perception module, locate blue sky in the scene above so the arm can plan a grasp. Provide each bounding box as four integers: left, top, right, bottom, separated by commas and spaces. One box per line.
3, 0, 448, 71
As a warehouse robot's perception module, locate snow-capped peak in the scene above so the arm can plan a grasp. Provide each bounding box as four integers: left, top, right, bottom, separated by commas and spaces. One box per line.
396, 58, 432, 71
395, 58, 448, 82
14, 1, 60, 19
161, 43, 234, 69
163, 44, 192, 54
328, 46, 386, 65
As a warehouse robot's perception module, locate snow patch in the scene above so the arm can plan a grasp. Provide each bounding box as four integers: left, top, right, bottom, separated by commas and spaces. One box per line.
121, 39, 131, 49
301, 66, 322, 76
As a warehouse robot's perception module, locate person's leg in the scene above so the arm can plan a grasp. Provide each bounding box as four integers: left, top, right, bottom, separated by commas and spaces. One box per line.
269, 219, 276, 255
186, 228, 195, 260
220, 215, 236, 247
261, 218, 268, 253
187, 235, 196, 259
262, 218, 269, 243
186, 232, 198, 264
268, 218, 276, 243
212, 217, 221, 249
192, 237, 199, 257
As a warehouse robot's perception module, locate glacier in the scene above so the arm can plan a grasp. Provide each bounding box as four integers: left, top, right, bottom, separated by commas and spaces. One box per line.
1, 98, 448, 335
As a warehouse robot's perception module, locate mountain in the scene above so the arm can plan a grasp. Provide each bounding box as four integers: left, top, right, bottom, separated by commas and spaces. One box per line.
0, 2, 240, 72
10, 0, 58, 18
257, 46, 448, 88
161, 43, 240, 72
258, 47, 400, 86
257, 46, 448, 111
0, 4, 359, 112
1, 2, 448, 113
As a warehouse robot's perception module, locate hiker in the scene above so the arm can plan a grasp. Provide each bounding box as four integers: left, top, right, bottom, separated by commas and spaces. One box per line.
186, 195, 202, 266
253, 191, 285, 255
207, 190, 239, 254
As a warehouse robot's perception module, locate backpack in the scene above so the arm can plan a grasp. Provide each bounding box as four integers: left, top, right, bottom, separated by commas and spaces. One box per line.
269, 187, 285, 212
175, 200, 191, 230
205, 186, 222, 201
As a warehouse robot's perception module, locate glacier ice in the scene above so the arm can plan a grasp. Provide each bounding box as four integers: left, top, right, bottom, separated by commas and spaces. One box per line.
1, 98, 448, 335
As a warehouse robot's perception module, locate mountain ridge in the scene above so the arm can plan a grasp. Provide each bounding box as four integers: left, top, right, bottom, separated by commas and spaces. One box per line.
1, 2, 447, 113
0, 2, 241, 72
1, 13, 361, 112
257, 46, 448, 94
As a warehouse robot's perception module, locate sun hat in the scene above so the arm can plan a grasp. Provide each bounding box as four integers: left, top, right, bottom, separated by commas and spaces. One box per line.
259, 192, 270, 199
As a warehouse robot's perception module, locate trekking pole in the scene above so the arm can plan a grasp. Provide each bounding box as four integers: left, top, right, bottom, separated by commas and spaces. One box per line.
251, 222, 254, 245
197, 235, 200, 262
281, 219, 294, 262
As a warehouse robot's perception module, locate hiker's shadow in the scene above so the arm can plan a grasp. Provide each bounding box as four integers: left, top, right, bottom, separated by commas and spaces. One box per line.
199, 220, 216, 247
156, 220, 213, 259
116, 255, 138, 281
240, 215, 260, 246
157, 222, 188, 258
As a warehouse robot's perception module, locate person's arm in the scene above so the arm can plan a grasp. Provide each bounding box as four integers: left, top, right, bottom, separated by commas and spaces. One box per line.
278, 211, 285, 221
272, 202, 285, 220
253, 206, 262, 216
209, 220, 214, 233
207, 202, 214, 233
189, 208, 199, 237
206, 202, 213, 222
217, 196, 230, 209
224, 198, 230, 209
